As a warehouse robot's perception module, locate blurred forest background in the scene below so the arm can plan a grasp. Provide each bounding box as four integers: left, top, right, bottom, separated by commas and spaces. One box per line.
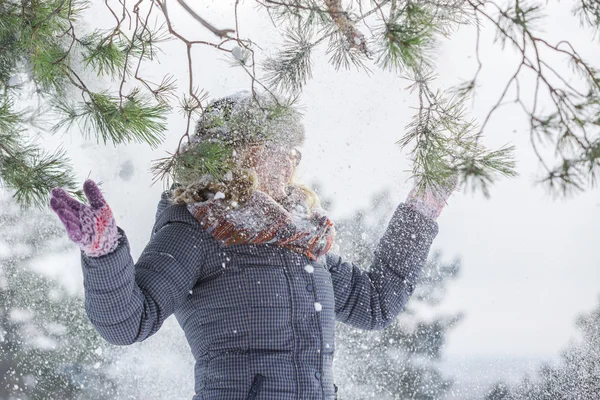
2, 189, 599, 399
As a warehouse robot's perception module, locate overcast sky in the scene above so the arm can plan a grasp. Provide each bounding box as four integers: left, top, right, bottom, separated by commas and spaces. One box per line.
37, 0, 600, 366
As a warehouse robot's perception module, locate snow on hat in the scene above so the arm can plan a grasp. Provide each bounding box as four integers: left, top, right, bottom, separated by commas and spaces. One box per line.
189, 90, 305, 150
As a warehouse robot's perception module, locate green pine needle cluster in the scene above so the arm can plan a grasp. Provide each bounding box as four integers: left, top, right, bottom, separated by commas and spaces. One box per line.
53, 90, 168, 148
152, 141, 233, 187
0, 144, 83, 209
0, 99, 20, 134
0, 98, 83, 208
264, 28, 313, 94
398, 78, 518, 197
377, 4, 438, 73
80, 30, 129, 77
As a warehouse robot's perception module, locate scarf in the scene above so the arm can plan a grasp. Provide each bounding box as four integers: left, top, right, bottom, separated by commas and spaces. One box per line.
187, 186, 335, 261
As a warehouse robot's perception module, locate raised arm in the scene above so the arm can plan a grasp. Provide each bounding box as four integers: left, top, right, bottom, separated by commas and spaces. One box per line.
327, 178, 455, 330
327, 203, 438, 330
51, 180, 206, 345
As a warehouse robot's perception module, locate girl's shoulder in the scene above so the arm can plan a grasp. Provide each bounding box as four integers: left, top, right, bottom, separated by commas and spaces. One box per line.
152, 199, 210, 240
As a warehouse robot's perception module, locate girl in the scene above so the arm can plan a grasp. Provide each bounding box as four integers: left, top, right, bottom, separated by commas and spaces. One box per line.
50, 91, 454, 400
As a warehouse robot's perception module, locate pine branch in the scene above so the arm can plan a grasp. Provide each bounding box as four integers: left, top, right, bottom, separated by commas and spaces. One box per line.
455, 144, 518, 198
175, 0, 235, 38
259, 0, 342, 27
541, 138, 600, 197
399, 73, 518, 197
463, 0, 600, 195
377, 4, 437, 73
573, 0, 600, 36
324, 0, 370, 56
53, 90, 168, 148
263, 27, 314, 94
0, 145, 82, 209
0, 98, 21, 136
80, 29, 129, 77
326, 28, 372, 72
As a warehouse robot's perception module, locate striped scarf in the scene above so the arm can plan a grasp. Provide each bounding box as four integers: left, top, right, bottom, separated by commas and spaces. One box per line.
187, 187, 335, 260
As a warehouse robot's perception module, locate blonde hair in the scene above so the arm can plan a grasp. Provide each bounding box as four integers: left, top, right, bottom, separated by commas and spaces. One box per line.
170, 144, 320, 210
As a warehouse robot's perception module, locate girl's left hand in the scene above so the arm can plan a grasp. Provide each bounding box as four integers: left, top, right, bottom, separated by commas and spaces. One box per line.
405, 175, 458, 220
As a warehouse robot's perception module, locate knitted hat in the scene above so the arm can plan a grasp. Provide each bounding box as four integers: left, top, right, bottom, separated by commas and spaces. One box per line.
189, 90, 305, 149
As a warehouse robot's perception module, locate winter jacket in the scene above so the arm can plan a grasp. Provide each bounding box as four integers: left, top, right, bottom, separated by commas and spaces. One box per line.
80, 190, 438, 400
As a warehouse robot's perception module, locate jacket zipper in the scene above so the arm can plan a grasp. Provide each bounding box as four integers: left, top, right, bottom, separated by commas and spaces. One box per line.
245, 373, 266, 400
279, 249, 301, 400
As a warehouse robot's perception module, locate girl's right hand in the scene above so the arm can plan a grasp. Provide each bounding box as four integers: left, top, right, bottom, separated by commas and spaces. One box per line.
50, 179, 121, 257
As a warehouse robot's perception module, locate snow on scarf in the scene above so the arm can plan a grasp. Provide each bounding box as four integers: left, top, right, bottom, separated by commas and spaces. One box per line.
187, 186, 335, 260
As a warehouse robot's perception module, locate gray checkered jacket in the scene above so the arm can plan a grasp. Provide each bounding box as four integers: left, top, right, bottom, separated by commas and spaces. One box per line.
81, 191, 438, 400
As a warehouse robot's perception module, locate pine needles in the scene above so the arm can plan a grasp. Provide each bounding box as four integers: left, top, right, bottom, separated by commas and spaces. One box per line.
2, 0, 600, 206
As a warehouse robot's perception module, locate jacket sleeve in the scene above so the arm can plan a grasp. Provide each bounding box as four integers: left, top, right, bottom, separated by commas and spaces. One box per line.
326, 203, 438, 331
80, 216, 206, 345
154, 185, 180, 224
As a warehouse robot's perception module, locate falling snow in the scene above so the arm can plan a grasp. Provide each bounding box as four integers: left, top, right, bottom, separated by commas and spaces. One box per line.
2, 8, 598, 395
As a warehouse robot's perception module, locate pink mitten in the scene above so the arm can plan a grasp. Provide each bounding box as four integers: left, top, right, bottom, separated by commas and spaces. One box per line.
405, 175, 458, 220
50, 180, 121, 257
